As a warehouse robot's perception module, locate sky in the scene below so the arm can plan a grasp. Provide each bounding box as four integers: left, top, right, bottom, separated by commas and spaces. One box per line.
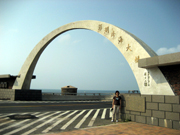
0, 0, 180, 91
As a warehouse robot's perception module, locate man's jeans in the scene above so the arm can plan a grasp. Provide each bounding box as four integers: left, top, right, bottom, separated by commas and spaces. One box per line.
112, 105, 120, 121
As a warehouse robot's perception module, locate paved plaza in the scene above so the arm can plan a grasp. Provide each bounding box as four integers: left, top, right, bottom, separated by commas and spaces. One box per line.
45, 122, 180, 135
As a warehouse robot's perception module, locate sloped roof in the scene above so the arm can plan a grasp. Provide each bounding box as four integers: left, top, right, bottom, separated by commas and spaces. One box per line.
0, 74, 16, 78
138, 52, 180, 68
0, 74, 36, 79
61, 85, 77, 88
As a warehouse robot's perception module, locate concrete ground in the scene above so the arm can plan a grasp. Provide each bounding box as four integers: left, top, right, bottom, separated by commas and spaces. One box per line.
44, 122, 180, 135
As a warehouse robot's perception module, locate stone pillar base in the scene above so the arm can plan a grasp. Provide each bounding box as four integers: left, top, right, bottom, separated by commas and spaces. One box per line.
0, 89, 42, 101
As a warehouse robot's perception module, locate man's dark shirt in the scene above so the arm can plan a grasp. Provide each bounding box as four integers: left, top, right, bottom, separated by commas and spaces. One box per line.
113, 96, 121, 105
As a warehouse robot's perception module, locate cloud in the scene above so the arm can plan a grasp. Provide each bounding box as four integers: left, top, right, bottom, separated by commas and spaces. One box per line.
58, 34, 71, 44
8, 28, 19, 33
0, 25, 3, 30
73, 40, 81, 44
156, 45, 180, 55
57, 34, 81, 45
0, 27, 19, 37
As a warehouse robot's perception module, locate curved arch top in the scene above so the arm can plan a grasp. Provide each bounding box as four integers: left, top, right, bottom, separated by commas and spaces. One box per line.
12, 20, 174, 95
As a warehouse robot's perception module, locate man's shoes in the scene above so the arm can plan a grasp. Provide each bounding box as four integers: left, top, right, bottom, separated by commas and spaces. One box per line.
116, 120, 118, 122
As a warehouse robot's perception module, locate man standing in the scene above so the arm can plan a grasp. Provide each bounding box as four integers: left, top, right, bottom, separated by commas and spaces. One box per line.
111, 91, 121, 122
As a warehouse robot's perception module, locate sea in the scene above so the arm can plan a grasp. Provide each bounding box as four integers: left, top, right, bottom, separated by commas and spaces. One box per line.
41, 89, 138, 94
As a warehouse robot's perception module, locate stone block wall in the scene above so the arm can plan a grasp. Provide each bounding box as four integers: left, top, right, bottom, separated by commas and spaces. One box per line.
120, 94, 180, 130
159, 64, 180, 95
0, 89, 15, 100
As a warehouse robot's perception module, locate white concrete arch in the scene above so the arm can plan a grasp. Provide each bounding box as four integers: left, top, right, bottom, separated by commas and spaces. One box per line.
12, 20, 174, 95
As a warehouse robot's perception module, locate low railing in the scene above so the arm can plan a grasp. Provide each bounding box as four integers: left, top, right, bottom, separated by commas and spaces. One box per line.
128, 90, 139, 93
42, 92, 114, 96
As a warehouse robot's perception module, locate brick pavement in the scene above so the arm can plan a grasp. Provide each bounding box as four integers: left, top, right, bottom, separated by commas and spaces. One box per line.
44, 122, 180, 135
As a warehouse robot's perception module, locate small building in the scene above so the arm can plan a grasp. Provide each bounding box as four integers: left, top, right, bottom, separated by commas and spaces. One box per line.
0, 74, 36, 89
61, 85, 77, 95
0, 74, 41, 101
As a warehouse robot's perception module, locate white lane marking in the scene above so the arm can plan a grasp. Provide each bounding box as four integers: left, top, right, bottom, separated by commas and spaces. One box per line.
0, 119, 15, 126
0, 112, 40, 126
88, 109, 100, 127
61, 110, 86, 130
101, 108, 106, 119
42, 110, 78, 133
22, 111, 69, 135
109, 108, 112, 118
0, 117, 9, 121
0, 111, 40, 117
74, 109, 93, 129
0, 112, 34, 121
0, 112, 40, 133
3, 112, 53, 135
21, 111, 62, 135
0, 113, 16, 118
42, 111, 70, 133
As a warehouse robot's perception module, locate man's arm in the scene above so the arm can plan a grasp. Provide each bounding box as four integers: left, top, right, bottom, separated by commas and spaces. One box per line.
119, 98, 121, 109
112, 99, 114, 108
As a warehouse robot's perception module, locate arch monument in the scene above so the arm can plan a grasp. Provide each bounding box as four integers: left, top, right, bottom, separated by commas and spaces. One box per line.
12, 20, 174, 95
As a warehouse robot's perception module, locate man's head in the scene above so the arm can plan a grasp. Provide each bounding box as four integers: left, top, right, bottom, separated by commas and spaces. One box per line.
115, 90, 120, 96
